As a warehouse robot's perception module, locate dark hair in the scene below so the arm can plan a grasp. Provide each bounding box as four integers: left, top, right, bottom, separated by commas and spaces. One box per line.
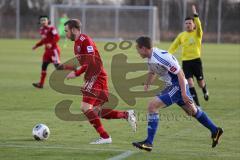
185, 16, 194, 21
64, 19, 82, 30
39, 15, 50, 24
136, 36, 152, 49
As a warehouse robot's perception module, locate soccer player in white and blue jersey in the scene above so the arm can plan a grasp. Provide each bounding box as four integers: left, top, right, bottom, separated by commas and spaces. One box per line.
132, 36, 223, 152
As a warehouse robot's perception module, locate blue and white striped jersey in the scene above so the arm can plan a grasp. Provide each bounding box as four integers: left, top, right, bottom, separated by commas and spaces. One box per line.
148, 48, 182, 86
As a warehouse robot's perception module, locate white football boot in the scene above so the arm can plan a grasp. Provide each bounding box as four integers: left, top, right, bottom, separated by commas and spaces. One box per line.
90, 137, 112, 144
127, 110, 137, 132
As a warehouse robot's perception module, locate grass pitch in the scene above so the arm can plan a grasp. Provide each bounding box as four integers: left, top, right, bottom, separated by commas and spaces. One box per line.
0, 39, 239, 160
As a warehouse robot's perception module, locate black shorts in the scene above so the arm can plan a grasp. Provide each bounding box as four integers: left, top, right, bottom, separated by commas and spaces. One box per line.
182, 58, 204, 80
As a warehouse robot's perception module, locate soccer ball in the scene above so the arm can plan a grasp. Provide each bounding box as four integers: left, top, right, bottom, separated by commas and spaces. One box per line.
32, 124, 50, 140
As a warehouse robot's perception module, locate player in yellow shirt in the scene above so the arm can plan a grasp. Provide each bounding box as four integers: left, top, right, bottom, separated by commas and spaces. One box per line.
168, 5, 209, 107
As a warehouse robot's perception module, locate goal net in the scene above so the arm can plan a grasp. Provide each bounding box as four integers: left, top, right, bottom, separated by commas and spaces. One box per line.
50, 4, 160, 41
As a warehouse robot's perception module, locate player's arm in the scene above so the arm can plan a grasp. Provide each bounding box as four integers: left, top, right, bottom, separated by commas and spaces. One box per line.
74, 65, 87, 76
163, 54, 192, 104
192, 5, 203, 38
168, 34, 181, 54
67, 37, 100, 79
51, 28, 60, 44
81, 37, 102, 77
144, 71, 157, 91
57, 64, 77, 70
58, 57, 87, 79
176, 70, 192, 104
45, 28, 60, 49
32, 37, 47, 50
66, 65, 87, 79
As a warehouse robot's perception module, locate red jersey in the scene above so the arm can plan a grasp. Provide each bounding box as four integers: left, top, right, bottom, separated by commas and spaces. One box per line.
74, 34, 107, 82
35, 25, 60, 50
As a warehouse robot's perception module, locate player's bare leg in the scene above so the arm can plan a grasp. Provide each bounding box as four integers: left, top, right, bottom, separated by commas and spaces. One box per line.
181, 103, 223, 148
97, 106, 137, 132
197, 79, 209, 101
81, 102, 112, 144
132, 97, 165, 152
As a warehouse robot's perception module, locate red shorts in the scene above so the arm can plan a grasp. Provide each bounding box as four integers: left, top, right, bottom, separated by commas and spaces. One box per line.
42, 48, 60, 64
82, 76, 109, 106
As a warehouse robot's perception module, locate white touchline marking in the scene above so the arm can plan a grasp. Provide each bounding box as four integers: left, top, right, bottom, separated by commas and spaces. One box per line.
107, 150, 135, 160
0, 143, 126, 152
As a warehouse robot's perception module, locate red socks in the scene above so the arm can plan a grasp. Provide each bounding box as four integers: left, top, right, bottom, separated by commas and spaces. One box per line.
100, 109, 128, 119
84, 109, 109, 139
83, 109, 128, 138
39, 71, 47, 86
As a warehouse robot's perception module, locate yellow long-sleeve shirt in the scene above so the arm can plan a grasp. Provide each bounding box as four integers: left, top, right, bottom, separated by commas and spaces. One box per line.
168, 17, 203, 61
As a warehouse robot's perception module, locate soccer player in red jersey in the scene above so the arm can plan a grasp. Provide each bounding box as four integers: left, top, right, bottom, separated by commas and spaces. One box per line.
59, 19, 137, 144
32, 16, 61, 88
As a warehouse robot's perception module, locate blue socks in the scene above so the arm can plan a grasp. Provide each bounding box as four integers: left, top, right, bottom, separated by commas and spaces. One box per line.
146, 113, 159, 144
195, 107, 218, 134
145, 108, 217, 145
